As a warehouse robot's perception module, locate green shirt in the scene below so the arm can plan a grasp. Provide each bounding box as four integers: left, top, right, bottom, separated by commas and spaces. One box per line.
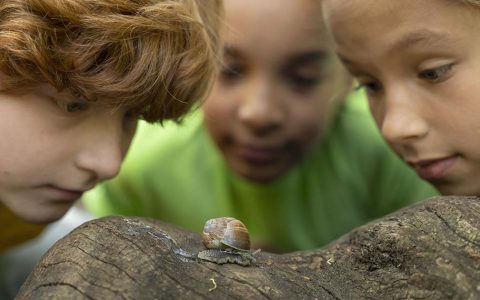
83, 93, 438, 252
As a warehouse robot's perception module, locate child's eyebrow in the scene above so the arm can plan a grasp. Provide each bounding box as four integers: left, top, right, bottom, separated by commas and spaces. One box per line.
389, 30, 456, 53
294, 50, 328, 63
337, 30, 458, 72
287, 50, 329, 66
223, 44, 241, 59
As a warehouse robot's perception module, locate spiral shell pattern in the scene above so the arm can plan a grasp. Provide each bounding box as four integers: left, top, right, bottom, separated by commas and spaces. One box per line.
201, 217, 251, 251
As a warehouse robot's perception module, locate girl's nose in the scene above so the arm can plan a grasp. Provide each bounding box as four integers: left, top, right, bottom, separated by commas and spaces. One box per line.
238, 78, 284, 135
380, 89, 429, 144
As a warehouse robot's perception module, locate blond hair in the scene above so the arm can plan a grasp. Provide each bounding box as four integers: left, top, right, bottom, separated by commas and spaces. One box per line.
460, 0, 480, 6
0, 0, 223, 122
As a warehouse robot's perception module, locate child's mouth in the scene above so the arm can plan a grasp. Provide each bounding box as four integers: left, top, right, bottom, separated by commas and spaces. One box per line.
409, 155, 458, 181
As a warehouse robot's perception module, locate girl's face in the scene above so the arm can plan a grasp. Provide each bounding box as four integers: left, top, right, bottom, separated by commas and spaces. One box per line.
0, 84, 137, 223
323, 0, 480, 195
203, 0, 348, 183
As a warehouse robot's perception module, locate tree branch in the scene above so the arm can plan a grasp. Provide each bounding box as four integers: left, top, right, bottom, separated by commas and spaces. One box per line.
16, 196, 480, 299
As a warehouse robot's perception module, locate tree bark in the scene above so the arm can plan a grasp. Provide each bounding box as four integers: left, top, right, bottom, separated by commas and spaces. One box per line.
16, 196, 480, 299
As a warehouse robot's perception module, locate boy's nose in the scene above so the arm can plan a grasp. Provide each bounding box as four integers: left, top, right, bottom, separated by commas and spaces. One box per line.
380, 90, 429, 144
238, 78, 284, 135
75, 126, 125, 182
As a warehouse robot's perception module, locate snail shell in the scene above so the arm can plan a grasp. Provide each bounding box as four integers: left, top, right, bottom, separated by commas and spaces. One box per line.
201, 217, 251, 252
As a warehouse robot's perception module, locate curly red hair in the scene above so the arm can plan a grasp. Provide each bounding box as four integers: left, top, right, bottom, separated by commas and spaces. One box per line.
0, 0, 223, 122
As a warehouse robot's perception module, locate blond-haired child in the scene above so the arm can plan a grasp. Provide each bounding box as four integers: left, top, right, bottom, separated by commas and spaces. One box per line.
322, 0, 480, 196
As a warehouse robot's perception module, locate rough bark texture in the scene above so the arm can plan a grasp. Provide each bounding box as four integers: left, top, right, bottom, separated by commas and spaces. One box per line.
17, 196, 480, 299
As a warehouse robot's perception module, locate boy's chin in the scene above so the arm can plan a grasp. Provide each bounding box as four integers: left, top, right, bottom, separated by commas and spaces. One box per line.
19, 205, 71, 225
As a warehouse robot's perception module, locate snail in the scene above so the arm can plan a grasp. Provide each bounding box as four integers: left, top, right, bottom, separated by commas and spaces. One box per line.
197, 217, 257, 266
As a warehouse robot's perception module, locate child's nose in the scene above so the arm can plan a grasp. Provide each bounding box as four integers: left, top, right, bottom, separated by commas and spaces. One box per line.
238, 78, 284, 135
381, 89, 429, 144
74, 124, 125, 181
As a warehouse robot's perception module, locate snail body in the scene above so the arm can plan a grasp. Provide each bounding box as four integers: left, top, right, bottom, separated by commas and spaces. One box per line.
197, 249, 255, 266
198, 217, 256, 266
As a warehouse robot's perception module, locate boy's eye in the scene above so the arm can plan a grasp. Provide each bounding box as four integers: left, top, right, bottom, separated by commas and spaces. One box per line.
66, 101, 88, 112
56, 100, 88, 113
418, 64, 453, 82
124, 108, 141, 121
123, 109, 139, 130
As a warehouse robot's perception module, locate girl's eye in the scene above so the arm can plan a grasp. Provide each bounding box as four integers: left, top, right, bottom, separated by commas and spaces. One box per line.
418, 64, 453, 82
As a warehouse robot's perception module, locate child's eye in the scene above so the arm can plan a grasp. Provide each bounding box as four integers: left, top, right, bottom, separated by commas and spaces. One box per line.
124, 108, 140, 121
123, 109, 139, 131
418, 64, 453, 82
219, 63, 245, 82
56, 100, 88, 113
66, 101, 88, 112
287, 73, 322, 92
354, 80, 382, 94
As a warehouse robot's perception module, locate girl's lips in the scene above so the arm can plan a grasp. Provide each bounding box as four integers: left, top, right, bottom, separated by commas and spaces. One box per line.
410, 155, 458, 181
